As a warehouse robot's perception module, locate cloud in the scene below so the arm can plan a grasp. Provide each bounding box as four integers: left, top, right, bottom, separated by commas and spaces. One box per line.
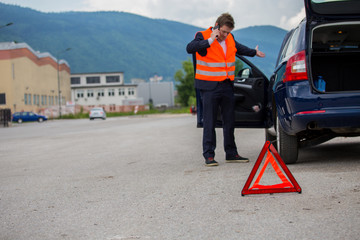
83, 0, 234, 27
280, 7, 305, 30
85, 0, 304, 30
2, 0, 305, 30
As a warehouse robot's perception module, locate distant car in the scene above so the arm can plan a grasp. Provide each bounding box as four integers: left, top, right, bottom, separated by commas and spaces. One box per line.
12, 112, 48, 123
89, 107, 106, 120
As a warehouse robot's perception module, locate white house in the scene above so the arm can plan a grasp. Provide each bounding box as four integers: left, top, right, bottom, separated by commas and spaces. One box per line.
70, 72, 144, 112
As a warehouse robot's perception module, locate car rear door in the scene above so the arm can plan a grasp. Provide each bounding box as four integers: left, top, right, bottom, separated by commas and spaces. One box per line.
21, 112, 28, 121
305, 0, 360, 23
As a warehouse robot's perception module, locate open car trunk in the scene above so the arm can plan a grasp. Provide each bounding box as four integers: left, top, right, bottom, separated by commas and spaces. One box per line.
310, 23, 360, 92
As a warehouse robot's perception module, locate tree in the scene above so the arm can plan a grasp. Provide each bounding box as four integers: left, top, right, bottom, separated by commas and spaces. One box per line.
174, 58, 195, 107
235, 59, 244, 76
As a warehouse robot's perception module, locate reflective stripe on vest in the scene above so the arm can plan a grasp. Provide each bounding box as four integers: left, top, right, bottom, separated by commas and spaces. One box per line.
195, 27, 237, 81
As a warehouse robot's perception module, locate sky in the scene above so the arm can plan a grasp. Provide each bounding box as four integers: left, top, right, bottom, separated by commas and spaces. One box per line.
1, 0, 305, 30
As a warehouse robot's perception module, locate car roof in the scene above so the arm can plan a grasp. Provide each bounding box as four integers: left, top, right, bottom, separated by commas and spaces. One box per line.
14, 111, 33, 114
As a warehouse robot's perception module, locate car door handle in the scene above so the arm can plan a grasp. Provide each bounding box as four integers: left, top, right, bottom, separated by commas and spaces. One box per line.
234, 83, 252, 89
237, 78, 246, 82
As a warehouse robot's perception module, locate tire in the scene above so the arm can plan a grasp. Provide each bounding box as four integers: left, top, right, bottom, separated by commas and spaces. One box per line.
17, 119, 22, 123
276, 114, 298, 164
38, 118, 43, 122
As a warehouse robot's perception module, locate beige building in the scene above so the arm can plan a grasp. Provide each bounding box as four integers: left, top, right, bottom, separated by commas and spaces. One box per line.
0, 42, 71, 117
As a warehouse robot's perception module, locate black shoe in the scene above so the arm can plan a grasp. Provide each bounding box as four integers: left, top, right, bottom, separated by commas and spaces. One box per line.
205, 157, 219, 167
226, 154, 249, 163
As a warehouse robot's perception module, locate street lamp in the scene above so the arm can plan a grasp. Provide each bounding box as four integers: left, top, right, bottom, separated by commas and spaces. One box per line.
148, 73, 158, 107
57, 48, 71, 118
148, 80, 153, 106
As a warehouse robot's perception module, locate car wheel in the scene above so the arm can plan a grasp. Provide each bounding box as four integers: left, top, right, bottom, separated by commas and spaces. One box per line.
276, 114, 298, 164
38, 118, 43, 122
17, 119, 22, 123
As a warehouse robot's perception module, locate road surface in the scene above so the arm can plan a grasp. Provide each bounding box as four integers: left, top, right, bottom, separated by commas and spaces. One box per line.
1, 114, 359, 240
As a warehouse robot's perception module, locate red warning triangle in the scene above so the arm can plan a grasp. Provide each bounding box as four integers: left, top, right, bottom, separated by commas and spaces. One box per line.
241, 141, 302, 196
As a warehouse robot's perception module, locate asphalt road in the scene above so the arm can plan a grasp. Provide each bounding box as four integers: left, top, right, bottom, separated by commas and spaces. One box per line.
1, 114, 359, 240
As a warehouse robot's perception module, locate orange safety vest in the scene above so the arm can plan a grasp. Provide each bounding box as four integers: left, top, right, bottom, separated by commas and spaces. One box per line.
195, 27, 237, 81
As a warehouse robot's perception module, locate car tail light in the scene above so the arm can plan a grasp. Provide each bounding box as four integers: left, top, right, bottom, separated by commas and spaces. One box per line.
296, 110, 326, 115
283, 50, 308, 82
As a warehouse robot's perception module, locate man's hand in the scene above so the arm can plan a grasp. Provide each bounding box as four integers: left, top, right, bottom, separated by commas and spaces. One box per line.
210, 28, 220, 40
255, 45, 265, 58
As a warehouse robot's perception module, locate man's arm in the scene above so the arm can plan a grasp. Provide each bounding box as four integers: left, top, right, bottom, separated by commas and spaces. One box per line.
186, 32, 210, 56
235, 38, 266, 58
235, 40, 257, 57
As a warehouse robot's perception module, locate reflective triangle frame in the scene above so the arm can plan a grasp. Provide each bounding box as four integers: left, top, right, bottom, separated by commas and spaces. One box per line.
241, 141, 302, 196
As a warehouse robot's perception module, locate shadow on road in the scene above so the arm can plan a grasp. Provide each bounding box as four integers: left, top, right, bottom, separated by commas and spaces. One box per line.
297, 140, 360, 165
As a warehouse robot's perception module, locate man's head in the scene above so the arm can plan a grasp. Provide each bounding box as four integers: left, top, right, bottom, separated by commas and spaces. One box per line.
214, 13, 234, 41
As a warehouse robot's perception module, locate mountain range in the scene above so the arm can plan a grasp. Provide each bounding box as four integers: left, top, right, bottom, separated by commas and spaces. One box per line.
0, 2, 288, 82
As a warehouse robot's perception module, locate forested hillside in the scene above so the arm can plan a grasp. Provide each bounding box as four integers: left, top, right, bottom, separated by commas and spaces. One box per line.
0, 3, 287, 82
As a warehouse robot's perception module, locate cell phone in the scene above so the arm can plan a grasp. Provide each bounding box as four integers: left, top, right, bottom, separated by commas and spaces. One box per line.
213, 25, 219, 38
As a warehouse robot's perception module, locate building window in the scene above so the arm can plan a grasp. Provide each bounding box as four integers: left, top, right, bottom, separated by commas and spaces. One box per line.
87, 90, 94, 97
28, 94, 32, 105
108, 89, 115, 96
24, 94, 28, 105
97, 89, 104, 97
35, 95, 39, 106
86, 76, 100, 84
106, 75, 120, 83
128, 88, 135, 96
41, 95, 47, 105
0, 93, 5, 104
77, 90, 84, 98
118, 88, 125, 96
71, 77, 80, 84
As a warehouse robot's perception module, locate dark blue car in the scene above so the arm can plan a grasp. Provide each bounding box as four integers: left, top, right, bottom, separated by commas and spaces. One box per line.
196, 0, 360, 163
12, 112, 48, 123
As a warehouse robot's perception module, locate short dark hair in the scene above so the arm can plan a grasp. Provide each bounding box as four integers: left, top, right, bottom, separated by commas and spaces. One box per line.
215, 13, 235, 29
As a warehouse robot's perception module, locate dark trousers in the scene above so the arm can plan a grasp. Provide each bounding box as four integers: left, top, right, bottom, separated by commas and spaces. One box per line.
200, 81, 238, 159
195, 88, 203, 127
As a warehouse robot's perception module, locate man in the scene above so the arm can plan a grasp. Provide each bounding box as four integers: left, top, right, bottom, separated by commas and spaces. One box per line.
186, 13, 265, 167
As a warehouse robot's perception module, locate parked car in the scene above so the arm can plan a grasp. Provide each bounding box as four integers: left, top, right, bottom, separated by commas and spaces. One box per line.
12, 112, 48, 123
196, 0, 360, 164
89, 107, 106, 120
